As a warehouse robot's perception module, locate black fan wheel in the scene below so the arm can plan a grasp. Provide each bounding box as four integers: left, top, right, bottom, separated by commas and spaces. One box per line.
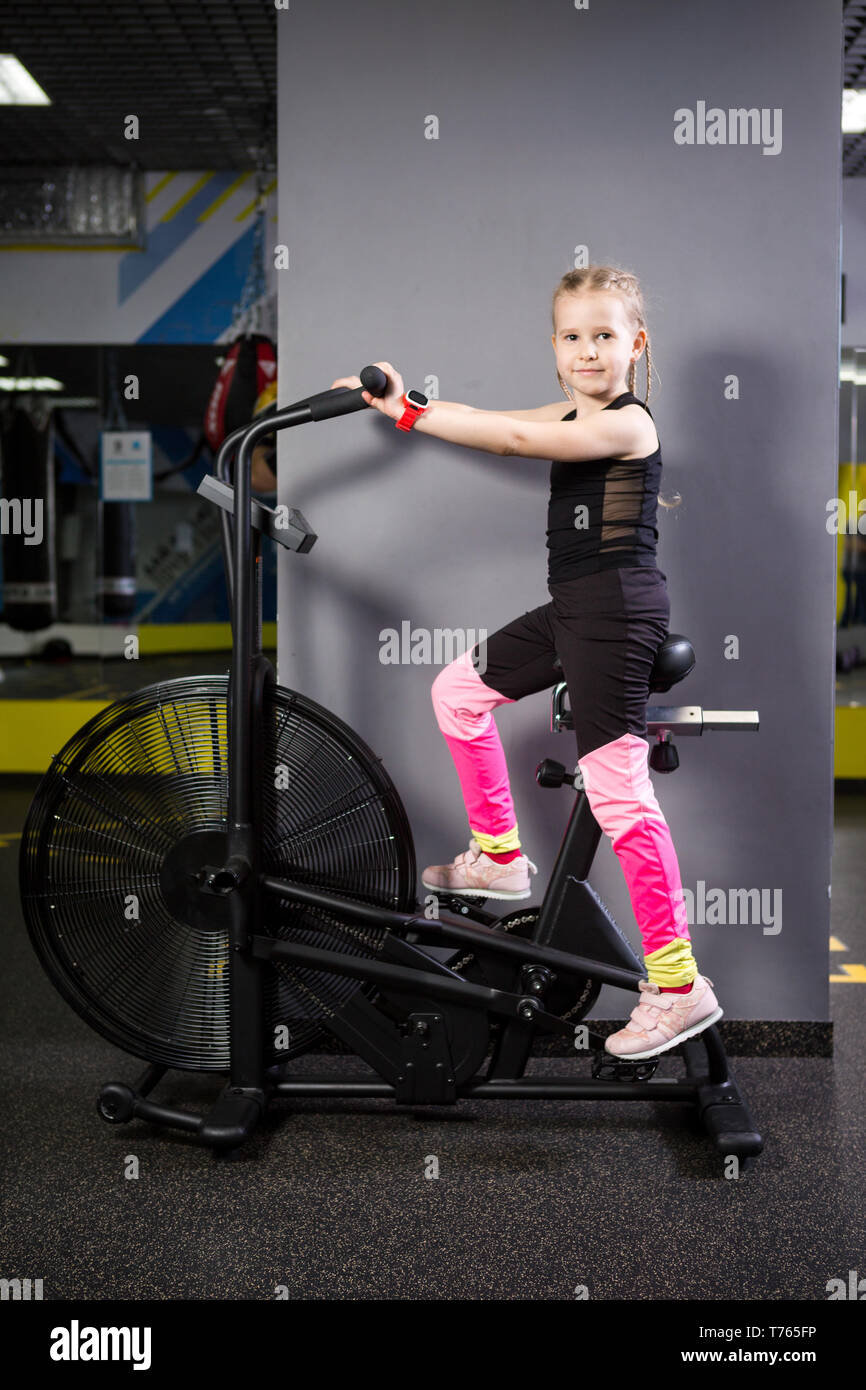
19, 675, 416, 1072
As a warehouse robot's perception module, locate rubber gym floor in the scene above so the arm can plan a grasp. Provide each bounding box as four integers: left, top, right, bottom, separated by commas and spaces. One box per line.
0, 764, 861, 1304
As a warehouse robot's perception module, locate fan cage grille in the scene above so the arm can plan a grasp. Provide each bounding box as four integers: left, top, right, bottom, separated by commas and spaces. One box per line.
19, 676, 416, 1071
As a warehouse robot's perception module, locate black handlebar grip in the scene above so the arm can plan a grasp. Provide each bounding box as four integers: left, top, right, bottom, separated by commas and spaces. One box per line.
307, 365, 390, 422
360, 365, 388, 396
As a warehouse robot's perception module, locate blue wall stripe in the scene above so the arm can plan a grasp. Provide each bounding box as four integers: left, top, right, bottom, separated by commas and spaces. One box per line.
118, 171, 240, 304
136, 226, 255, 344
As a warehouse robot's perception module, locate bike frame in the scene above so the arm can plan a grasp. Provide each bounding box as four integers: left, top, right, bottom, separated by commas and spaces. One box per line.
124, 390, 760, 1159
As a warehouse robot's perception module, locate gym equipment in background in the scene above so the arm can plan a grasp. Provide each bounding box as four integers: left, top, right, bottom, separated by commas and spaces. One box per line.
0, 391, 57, 632
204, 182, 275, 455
19, 368, 763, 1165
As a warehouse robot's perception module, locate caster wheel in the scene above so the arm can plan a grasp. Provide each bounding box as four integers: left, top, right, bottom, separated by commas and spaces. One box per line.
97, 1082, 136, 1124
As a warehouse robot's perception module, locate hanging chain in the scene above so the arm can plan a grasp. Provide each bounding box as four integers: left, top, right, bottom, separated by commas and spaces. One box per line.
232, 163, 268, 339
104, 348, 128, 431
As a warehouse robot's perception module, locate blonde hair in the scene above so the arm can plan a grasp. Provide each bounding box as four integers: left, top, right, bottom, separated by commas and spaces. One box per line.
552, 263, 654, 403
553, 264, 680, 512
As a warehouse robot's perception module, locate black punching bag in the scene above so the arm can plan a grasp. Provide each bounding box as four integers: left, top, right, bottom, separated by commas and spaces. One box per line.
0, 402, 58, 632
99, 501, 137, 620
98, 348, 138, 622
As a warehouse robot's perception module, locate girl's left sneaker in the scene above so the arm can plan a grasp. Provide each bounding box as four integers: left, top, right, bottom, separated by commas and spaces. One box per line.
604, 974, 723, 1059
421, 838, 537, 900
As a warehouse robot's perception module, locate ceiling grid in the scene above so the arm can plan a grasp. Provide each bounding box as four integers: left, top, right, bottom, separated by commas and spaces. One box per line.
0, 0, 276, 169
0, 3, 861, 173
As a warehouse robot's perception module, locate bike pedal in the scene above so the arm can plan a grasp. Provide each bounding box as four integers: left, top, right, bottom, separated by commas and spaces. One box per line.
436, 891, 488, 913
591, 1051, 661, 1083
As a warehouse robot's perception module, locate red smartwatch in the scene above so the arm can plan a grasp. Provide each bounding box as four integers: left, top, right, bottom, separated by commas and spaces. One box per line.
395, 389, 430, 432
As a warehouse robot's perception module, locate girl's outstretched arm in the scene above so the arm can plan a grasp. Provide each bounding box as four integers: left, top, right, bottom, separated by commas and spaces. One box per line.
360, 361, 517, 456
409, 399, 647, 462
359, 362, 647, 461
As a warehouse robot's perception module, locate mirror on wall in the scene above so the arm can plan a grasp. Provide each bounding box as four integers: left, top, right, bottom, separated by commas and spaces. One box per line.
0, 342, 278, 714
836, 349, 866, 726
838, 348, 866, 632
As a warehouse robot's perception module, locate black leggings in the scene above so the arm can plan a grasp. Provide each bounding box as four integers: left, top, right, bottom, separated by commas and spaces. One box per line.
473, 566, 670, 760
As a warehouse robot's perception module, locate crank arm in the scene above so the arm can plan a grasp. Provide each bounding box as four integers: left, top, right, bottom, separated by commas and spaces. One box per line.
251, 932, 579, 1041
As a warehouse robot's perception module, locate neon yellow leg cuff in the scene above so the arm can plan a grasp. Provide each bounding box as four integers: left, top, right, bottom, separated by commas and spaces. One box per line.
644, 937, 698, 989
471, 824, 522, 854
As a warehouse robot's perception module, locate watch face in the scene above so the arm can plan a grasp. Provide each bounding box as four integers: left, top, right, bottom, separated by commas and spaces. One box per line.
406, 389, 428, 408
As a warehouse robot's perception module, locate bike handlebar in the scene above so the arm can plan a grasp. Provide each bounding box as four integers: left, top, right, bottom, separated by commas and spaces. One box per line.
308, 364, 388, 421
214, 362, 389, 484
211, 365, 389, 598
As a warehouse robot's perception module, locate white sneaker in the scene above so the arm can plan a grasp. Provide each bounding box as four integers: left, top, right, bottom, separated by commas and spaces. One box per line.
421, 838, 538, 900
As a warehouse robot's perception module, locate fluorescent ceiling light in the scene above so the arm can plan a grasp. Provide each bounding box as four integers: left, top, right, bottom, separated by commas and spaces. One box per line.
0, 376, 65, 392
0, 55, 50, 105
839, 356, 866, 385
843, 89, 866, 134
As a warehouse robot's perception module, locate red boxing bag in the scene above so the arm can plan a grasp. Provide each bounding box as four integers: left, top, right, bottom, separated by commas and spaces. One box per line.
204, 334, 276, 452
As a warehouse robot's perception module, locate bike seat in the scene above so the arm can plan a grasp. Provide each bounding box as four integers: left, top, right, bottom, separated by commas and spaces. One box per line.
553, 633, 695, 694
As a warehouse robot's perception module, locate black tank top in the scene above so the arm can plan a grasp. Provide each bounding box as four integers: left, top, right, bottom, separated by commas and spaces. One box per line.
546, 391, 662, 582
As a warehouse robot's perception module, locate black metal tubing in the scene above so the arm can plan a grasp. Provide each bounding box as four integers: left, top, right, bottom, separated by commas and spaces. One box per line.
213, 388, 352, 623
130, 1097, 204, 1135
268, 1077, 700, 1102
457, 1077, 696, 1100
214, 403, 281, 612
252, 933, 577, 1038
533, 794, 603, 942
217, 397, 325, 1105
224, 386, 371, 837
228, 403, 313, 841
257, 873, 645, 992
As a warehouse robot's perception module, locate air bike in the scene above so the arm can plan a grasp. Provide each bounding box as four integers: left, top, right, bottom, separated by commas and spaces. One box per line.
19, 366, 763, 1164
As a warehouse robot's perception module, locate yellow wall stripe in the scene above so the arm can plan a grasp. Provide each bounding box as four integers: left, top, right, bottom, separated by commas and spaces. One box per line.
135, 622, 276, 653
146, 171, 177, 203
235, 179, 277, 222
0, 659, 861, 777
197, 172, 251, 223
0, 701, 113, 773
834, 706, 866, 778
837, 461, 864, 623
161, 172, 215, 223
0, 244, 139, 253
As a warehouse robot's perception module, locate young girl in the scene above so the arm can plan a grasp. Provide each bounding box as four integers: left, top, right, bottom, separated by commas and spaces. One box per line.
338, 263, 721, 1061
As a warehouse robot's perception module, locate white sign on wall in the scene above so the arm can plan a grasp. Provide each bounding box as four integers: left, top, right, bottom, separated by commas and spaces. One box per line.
100, 430, 153, 501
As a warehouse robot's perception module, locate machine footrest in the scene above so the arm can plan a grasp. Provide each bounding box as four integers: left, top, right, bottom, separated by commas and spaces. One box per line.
696, 1081, 764, 1158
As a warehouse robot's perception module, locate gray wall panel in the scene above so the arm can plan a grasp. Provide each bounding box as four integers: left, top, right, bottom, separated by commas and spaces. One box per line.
276, 0, 842, 1020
